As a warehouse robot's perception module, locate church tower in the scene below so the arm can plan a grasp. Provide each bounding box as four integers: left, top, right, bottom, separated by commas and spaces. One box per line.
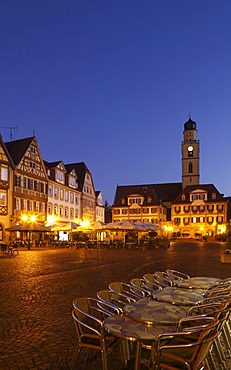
182, 116, 200, 188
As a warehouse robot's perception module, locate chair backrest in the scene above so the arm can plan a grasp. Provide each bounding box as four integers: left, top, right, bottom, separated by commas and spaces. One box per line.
154, 271, 173, 287
97, 289, 129, 311
166, 269, 190, 280
108, 282, 140, 301
155, 317, 218, 370
130, 278, 152, 297
143, 274, 163, 290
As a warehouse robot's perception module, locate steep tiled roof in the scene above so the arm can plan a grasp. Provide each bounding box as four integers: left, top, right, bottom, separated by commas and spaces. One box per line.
172, 184, 225, 203
5, 137, 34, 165
113, 183, 182, 206
43, 160, 63, 169
64, 162, 91, 191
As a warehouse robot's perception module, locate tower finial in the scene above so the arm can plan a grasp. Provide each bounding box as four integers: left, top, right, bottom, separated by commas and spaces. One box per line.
189, 112, 191, 120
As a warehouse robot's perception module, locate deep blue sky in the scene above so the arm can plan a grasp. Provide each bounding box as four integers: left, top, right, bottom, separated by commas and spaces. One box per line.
1, 0, 231, 204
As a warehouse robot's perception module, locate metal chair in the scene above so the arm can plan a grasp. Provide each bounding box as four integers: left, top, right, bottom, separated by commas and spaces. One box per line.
150, 316, 218, 370
97, 289, 135, 311
166, 269, 190, 281
71, 297, 121, 370
108, 281, 142, 301
143, 273, 163, 291
154, 271, 173, 288
130, 278, 153, 298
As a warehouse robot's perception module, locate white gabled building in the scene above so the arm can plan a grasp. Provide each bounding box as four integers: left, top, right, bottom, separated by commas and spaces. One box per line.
44, 160, 81, 230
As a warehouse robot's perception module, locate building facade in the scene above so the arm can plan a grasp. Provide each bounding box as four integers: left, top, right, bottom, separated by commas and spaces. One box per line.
0, 136, 104, 240
112, 117, 228, 238
5, 137, 48, 226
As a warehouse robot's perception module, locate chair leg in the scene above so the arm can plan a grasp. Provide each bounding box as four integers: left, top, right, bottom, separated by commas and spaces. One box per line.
101, 339, 108, 370
70, 342, 81, 370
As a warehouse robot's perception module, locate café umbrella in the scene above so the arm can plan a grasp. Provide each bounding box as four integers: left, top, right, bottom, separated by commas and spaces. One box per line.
6, 223, 51, 232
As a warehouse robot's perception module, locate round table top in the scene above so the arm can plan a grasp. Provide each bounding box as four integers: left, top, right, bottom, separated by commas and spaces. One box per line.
152, 287, 203, 306
123, 299, 189, 325
104, 314, 177, 342
173, 277, 220, 290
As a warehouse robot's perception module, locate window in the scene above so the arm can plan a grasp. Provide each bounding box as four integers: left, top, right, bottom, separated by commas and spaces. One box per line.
1, 166, 8, 181
114, 209, 120, 215
207, 205, 214, 212
48, 185, 53, 197
75, 209, 78, 218
182, 194, 185, 201
147, 197, 152, 203
174, 218, 180, 225
23, 177, 27, 188
199, 205, 205, 211
65, 207, 68, 217
75, 194, 79, 204
28, 179, 33, 190
70, 208, 74, 218
183, 217, 189, 225
0, 192, 6, 206
174, 206, 181, 213
65, 191, 69, 201
121, 198, 125, 204
143, 208, 149, 214
188, 162, 193, 173
184, 206, 189, 212
54, 186, 59, 199
48, 203, 52, 214
217, 204, 223, 211
70, 192, 74, 203
15, 198, 20, 210
212, 193, 216, 200
54, 205, 58, 215
14, 175, 21, 187
122, 209, 127, 214
60, 189, 64, 200
192, 205, 197, 212
151, 208, 157, 213
59, 206, 63, 216
207, 216, 213, 224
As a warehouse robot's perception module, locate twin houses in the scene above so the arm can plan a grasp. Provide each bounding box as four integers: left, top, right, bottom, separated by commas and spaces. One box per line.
0, 135, 104, 243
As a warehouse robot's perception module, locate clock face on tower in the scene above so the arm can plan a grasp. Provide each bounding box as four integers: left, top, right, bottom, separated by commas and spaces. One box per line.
188, 145, 193, 152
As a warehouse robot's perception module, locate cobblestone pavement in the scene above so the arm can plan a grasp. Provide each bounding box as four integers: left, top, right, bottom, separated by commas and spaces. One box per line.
0, 241, 230, 370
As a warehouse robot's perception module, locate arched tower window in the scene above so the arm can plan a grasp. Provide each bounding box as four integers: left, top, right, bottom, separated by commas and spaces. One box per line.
188, 162, 193, 173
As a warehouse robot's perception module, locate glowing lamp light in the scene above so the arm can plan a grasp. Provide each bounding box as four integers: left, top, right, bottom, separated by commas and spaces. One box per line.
21, 215, 28, 222
30, 215, 37, 223
80, 220, 90, 228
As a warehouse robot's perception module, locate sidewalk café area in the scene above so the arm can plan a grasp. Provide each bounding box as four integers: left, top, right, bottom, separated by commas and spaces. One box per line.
72, 269, 231, 370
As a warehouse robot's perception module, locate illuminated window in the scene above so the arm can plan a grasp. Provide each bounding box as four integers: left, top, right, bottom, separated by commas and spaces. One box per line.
0, 166, 8, 181
0, 192, 6, 206
122, 209, 127, 214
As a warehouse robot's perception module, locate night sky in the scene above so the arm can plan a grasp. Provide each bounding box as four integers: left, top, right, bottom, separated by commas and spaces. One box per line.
1, 0, 231, 204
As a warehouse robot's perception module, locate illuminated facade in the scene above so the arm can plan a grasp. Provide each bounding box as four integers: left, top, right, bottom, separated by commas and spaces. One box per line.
0, 136, 14, 242
112, 117, 228, 237
44, 161, 81, 227
5, 137, 48, 225
171, 185, 227, 237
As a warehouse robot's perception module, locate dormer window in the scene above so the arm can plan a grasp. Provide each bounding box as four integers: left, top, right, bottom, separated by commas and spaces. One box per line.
121, 198, 125, 204
212, 193, 216, 200
182, 194, 185, 201
147, 197, 152, 203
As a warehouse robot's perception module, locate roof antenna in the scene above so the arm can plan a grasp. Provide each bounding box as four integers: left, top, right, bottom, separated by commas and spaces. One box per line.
33, 129, 36, 136
2, 126, 17, 141
189, 112, 192, 119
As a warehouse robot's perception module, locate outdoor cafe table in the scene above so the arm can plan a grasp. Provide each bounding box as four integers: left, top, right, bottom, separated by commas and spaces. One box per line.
123, 299, 189, 325
152, 287, 203, 306
173, 276, 221, 290
104, 314, 179, 370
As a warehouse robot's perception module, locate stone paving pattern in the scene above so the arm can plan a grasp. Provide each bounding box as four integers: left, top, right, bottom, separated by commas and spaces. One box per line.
0, 241, 230, 369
